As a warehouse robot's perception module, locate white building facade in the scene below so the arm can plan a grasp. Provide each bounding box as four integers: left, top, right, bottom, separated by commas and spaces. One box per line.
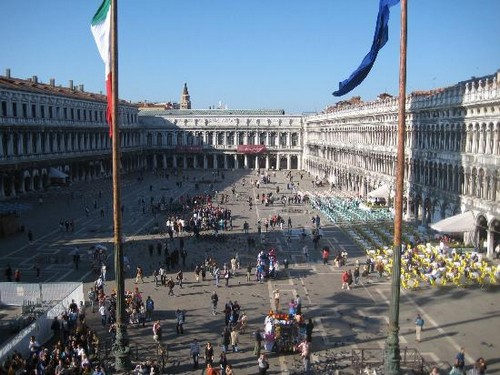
0, 69, 498, 255
303, 72, 500, 257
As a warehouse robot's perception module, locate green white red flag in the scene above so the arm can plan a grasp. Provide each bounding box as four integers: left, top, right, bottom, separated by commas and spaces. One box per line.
91, 0, 113, 137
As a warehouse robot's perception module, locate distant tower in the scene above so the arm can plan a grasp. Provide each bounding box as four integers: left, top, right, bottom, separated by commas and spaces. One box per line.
180, 82, 191, 109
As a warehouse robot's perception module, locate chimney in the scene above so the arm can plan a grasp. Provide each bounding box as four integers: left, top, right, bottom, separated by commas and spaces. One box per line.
32, 75, 38, 83
50, 78, 55, 87
5, 68, 11, 78
69, 80, 74, 90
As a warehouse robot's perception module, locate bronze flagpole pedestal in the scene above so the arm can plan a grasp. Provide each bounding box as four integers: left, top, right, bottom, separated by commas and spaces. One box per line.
384, 0, 407, 374
110, 0, 131, 371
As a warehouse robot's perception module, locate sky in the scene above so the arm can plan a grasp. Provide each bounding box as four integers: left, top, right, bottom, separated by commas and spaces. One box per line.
1, 0, 499, 114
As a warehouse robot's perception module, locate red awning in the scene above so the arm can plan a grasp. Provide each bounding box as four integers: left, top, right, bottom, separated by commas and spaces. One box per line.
236, 145, 267, 154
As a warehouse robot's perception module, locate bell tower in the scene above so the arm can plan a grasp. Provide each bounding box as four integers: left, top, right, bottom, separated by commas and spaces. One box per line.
180, 82, 191, 109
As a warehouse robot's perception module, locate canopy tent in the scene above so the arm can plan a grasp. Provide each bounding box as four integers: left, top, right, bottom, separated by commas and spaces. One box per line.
430, 211, 476, 233
49, 167, 68, 179
367, 184, 391, 198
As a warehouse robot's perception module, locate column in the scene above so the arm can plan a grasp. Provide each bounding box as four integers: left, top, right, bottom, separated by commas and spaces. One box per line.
234, 155, 239, 169
265, 155, 270, 170
255, 156, 258, 170
17, 133, 23, 156
486, 230, 494, 259
244, 155, 248, 169
173, 156, 177, 168
10, 178, 16, 197
153, 155, 158, 169
204, 155, 208, 169
224, 154, 228, 169
18, 174, 25, 193
0, 175, 5, 198
7, 133, 14, 156
28, 174, 34, 192
27, 133, 33, 154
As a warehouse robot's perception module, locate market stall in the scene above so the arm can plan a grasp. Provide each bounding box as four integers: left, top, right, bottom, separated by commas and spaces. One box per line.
261, 311, 305, 353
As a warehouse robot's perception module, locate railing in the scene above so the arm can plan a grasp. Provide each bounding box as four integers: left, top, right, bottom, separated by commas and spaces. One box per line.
351, 347, 425, 374
96, 340, 169, 372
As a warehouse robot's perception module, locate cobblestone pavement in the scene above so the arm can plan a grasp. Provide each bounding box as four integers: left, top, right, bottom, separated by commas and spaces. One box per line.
1, 169, 499, 374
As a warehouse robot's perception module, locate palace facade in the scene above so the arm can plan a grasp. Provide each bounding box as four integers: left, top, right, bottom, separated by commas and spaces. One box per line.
0, 69, 499, 255
303, 72, 500, 256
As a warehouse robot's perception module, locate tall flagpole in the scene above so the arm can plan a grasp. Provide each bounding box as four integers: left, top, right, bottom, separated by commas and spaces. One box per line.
385, 0, 407, 374
110, 0, 131, 371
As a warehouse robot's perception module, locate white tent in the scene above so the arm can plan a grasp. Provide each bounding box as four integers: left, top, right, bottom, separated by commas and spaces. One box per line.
430, 211, 476, 233
368, 184, 390, 198
49, 167, 68, 179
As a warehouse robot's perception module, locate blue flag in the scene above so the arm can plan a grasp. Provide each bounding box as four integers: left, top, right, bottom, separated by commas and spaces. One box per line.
333, 0, 400, 97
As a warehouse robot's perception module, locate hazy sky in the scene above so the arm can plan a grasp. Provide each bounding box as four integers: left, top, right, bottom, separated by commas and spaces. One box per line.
1, 0, 499, 114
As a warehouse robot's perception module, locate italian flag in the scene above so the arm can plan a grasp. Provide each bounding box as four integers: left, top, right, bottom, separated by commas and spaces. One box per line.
91, 0, 113, 137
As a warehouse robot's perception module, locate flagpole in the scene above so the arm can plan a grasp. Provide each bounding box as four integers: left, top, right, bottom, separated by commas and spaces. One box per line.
110, 0, 131, 371
385, 0, 407, 374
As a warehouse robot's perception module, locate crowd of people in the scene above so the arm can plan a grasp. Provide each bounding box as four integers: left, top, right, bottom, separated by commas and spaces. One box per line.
1, 300, 106, 374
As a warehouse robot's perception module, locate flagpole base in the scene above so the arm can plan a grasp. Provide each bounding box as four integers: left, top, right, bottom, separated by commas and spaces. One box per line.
113, 324, 131, 372
384, 323, 401, 375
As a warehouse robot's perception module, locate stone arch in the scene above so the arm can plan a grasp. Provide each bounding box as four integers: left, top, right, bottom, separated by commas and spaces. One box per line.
476, 214, 488, 250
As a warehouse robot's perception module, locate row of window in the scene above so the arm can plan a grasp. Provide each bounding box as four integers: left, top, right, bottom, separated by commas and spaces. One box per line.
146, 132, 300, 147
0, 100, 138, 124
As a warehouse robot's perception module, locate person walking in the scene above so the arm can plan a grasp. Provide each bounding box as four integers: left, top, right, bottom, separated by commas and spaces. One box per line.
88, 287, 96, 313
145, 296, 154, 322
246, 264, 252, 282
167, 277, 175, 296
322, 246, 330, 265
175, 309, 185, 334
353, 266, 361, 286
273, 289, 280, 311
205, 363, 217, 375
219, 352, 228, 373
341, 270, 350, 290
415, 313, 425, 342
101, 263, 107, 281
230, 327, 239, 352
454, 347, 466, 373
257, 353, 269, 375
135, 266, 144, 284
302, 244, 309, 262
295, 294, 302, 315
189, 338, 200, 369
225, 364, 234, 375
306, 318, 314, 342
204, 342, 214, 367
253, 329, 262, 357
99, 304, 107, 327
176, 269, 184, 289
221, 327, 231, 353
211, 291, 219, 315
297, 338, 311, 374
4, 264, 12, 282
152, 320, 162, 343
